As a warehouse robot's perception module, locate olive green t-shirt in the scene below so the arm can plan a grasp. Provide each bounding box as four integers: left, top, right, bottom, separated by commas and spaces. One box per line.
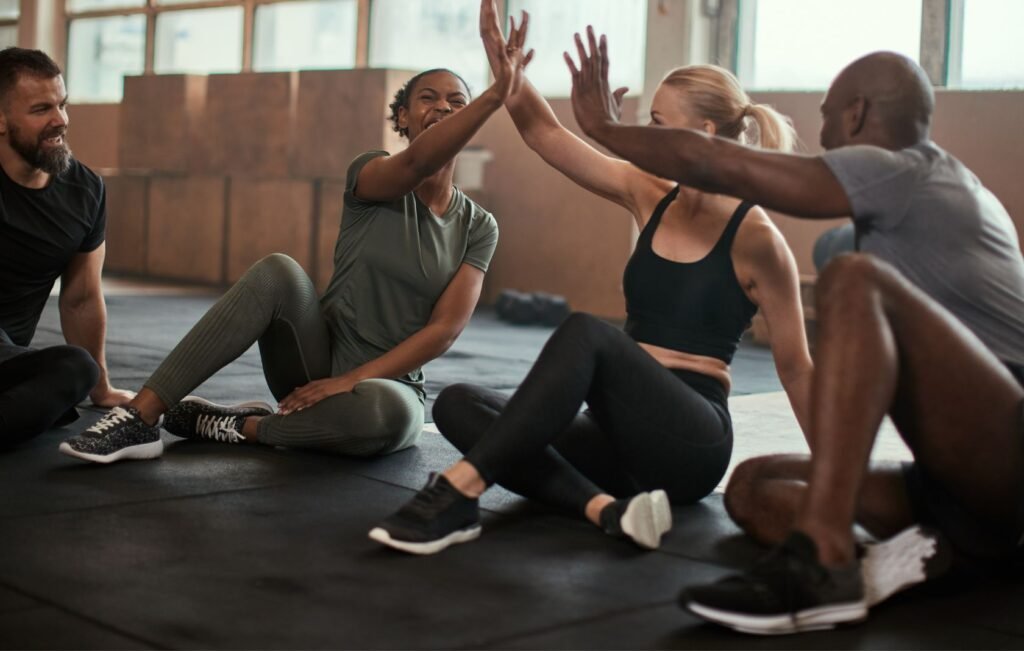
320, 150, 499, 395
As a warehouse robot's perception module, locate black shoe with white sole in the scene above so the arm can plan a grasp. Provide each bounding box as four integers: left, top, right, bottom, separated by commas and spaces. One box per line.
681, 531, 867, 635
163, 397, 273, 443
369, 473, 481, 555
600, 489, 673, 549
860, 525, 952, 607
59, 406, 163, 464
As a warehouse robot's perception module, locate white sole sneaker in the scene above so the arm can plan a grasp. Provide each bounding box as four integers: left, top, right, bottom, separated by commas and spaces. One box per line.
368, 525, 482, 555
58, 439, 164, 464
686, 599, 868, 636
861, 525, 951, 607
620, 489, 673, 549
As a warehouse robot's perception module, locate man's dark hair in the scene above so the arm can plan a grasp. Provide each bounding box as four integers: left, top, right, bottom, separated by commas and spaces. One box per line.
0, 47, 62, 102
388, 68, 471, 138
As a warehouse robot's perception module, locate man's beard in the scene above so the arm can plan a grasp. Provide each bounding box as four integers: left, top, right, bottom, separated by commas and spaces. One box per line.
8, 123, 73, 176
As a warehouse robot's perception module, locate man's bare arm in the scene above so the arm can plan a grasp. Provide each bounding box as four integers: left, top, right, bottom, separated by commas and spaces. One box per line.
567, 27, 852, 219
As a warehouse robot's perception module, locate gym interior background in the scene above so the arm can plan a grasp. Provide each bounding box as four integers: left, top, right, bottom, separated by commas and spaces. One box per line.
4, 0, 1022, 318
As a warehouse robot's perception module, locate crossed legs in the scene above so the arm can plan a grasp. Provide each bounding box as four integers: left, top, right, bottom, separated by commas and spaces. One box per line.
726, 253, 1024, 563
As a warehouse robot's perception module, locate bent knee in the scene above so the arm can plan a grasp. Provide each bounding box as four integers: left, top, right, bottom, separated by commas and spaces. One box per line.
432, 383, 480, 428
352, 380, 424, 454
553, 312, 617, 348
817, 253, 901, 299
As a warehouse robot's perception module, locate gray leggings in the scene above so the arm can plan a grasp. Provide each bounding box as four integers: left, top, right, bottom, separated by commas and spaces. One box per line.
145, 254, 423, 457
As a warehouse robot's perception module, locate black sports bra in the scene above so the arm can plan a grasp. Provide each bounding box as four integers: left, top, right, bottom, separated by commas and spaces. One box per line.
622, 186, 758, 364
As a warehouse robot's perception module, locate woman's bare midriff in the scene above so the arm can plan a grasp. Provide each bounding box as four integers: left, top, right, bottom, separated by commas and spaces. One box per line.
638, 342, 732, 394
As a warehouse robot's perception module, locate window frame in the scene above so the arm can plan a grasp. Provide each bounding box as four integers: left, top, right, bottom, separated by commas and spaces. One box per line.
724, 0, 1012, 90
64, 0, 373, 76
0, 0, 18, 47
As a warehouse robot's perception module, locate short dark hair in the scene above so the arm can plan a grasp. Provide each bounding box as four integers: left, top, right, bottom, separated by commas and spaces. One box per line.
388, 68, 471, 138
0, 47, 63, 103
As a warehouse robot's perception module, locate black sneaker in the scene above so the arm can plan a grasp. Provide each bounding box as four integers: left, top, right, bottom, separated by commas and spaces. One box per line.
681, 531, 867, 635
600, 489, 673, 549
59, 406, 163, 464
163, 397, 273, 443
368, 473, 481, 555
860, 525, 952, 607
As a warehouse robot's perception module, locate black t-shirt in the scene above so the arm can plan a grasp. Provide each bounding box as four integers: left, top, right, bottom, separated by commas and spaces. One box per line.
0, 159, 106, 347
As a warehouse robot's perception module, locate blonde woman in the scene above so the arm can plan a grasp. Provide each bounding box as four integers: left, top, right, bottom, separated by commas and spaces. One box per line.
370, 7, 812, 555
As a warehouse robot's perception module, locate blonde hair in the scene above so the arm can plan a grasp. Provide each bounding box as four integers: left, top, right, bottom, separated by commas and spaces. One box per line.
660, 64, 797, 152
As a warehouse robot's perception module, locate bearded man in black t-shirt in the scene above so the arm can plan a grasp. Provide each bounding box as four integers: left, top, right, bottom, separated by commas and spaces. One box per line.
0, 47, 133, 449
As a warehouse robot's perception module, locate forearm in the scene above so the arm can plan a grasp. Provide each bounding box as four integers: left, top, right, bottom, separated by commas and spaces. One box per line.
404, 89, 504, 178
59, 294, 109, 390
506, 80, 563, 149
588, 122, 720, 190
344, 323, 457, 384
779, 367, 815, 450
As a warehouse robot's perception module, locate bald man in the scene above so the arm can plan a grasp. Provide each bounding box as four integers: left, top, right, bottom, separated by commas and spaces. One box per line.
568, 35, 1024, 636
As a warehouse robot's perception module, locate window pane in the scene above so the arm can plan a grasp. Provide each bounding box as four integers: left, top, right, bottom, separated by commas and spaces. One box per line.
369, 0, 487, 94
67, 15, 145, 102
742, 0, 922, 89
960, 0, 1024, 88
508, 0, 647, 97
0, 0, 17, 20
154, 7, 243, 74
253, 0, 357, 72
0, 25, 16, 47
66, 0, 145, 12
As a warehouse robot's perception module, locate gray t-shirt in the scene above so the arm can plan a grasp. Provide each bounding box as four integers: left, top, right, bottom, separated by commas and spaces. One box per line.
320, 150, 499, 394
823, 141, 1024, 366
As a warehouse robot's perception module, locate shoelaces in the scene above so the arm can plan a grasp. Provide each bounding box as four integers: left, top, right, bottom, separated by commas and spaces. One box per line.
85, 407, 133, 436
195, 414, 243, 443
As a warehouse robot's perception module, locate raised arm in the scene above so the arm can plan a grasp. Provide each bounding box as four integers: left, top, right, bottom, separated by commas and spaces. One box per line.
567, 28, 852, 219
354, 0, 531, 202
479, 1, 649, 214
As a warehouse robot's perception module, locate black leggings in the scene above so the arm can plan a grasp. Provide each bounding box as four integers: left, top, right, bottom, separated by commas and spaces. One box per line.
434, 313, 733, 515
0, 330, 99, 449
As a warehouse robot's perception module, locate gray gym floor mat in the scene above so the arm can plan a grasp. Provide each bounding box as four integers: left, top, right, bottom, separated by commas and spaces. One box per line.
4, 292, 1021, 649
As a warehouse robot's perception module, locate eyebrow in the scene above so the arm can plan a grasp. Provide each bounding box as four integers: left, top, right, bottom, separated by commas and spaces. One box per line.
28, 96, 67, 111
418, 86, 467, 99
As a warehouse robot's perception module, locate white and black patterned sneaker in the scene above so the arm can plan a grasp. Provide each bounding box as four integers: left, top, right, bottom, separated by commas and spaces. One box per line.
600, 490, 673, 549
369, 473, 481, 555
59, 406, 163, 464
163, 397, 273, 443
681, 531, 867, 635
861, 525, 952, 607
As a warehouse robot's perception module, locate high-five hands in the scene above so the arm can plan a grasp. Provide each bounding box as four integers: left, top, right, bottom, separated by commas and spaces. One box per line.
565, 26, 629, 137
480, 0, 534, 100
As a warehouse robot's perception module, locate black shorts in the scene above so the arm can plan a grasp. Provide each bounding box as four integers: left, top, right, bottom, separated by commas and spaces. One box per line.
901, 361, 1024, 562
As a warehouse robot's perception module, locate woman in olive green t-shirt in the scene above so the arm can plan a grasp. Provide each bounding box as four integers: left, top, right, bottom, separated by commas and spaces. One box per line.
59, 3, 531, 464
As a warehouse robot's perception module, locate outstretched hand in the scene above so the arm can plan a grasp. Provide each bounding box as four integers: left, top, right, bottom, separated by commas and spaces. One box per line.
480, 0, 534, 100
565, 26, 629, 138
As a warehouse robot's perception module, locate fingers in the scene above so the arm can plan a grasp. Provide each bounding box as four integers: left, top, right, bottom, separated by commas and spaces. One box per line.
515, 11, 529, 49
613, 86, 629, 102
277, 383, 320, 415
573, 32, 588, 83
523, 49, 535, 69
564, 50, 580, 79
599, 33, 609, 80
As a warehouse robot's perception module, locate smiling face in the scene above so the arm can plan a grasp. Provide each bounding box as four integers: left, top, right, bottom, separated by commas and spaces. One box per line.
397, 71, 471, 141
1, 73, 72, 175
